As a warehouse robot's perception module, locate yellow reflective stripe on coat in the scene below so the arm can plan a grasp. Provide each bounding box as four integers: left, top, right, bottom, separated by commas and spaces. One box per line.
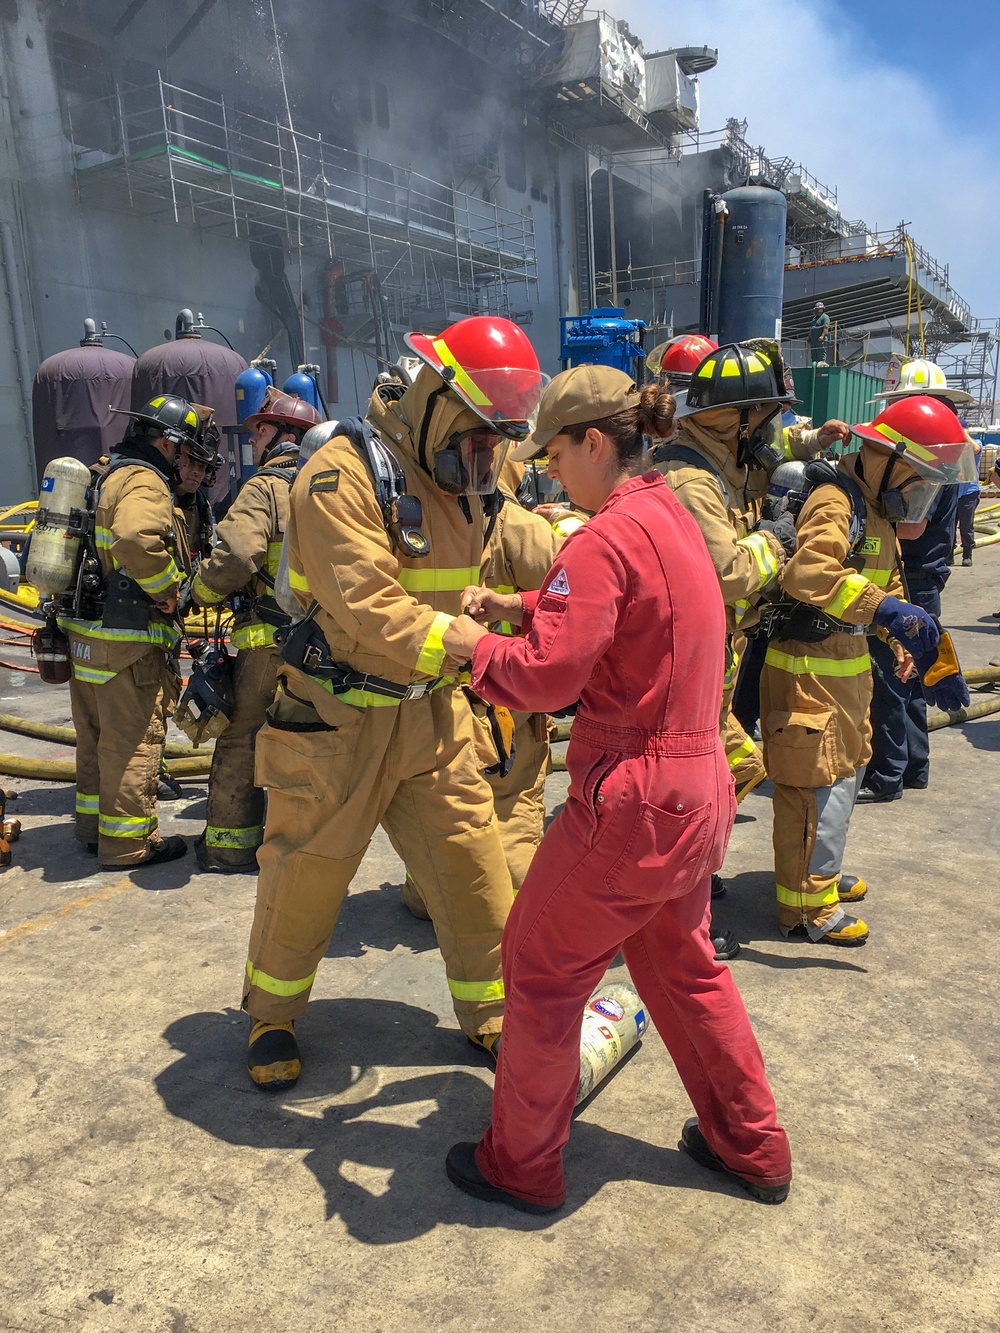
59, 617, 180, 650
492, 584, 516, 637
736, 531, 779, 591
288, 566, 311, 595
866, 566, 892, 586
230, 622, 278, 650
314, 675, 453, 709
98, 812, 157, 839
206, 824, 262, 849
70, 663, 117, 685
94, 526, 114, 551
134, 561, 181, 596
398, 565, 480, 593
727, 735, 757, 770
781, 427, 796, 461
447, 976, 505, 1003
765, 647, 871, 677
415, 611, 454, 677
551, 515, 586, 538
192, 569, 227, 606
245, 958, 316, 997
733, 597, 751, 625
776, 881, 840, 909
824, 572, 871, 619
75, 792, 99, 815
266, 540, 284, 575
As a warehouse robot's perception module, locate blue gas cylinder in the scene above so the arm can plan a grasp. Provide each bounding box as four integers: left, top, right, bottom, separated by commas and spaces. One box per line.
282, 365, 324, 414
235, 363, 274, 481
560, 309, 646, 375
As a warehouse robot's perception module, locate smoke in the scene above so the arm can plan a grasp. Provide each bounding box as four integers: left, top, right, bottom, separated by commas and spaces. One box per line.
616, 0, 1000, 318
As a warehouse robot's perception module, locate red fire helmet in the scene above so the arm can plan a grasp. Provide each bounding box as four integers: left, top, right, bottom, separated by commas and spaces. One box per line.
851, 395, 971, 482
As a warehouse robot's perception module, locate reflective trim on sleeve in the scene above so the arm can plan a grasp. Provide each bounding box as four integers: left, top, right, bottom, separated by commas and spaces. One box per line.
134, 561, 181, 596
735, 530, 780, 591
415, 611, 454, 677
866, 566, 892, 587
447, 976, 506, 1003
75, 792, 99, 815
824, 573, 871, 619
265, 540, 284, 576
288, 566, 311, 595
765, 648, 871, 677
726, 735, 757, 770
776, 881, 841, 909
98, 812, 158, 839
398, 565, 480, 593
733, 597, 751, 625
192, 569, 227, 606
205, 824, 263, 849
94, 526, 114, 551
551, 515, 586, 538
245, 958, 316, 997
781, 427, 796, 461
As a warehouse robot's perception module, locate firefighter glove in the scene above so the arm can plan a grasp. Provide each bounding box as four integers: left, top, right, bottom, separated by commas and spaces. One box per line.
872, 596, 940, 658
757, 513, 797, 556
922, 671, 970, 713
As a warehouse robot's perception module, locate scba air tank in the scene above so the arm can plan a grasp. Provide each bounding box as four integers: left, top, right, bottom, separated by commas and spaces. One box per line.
235, 362, 275, 482
576, 981, 647, 1105
282, 365, 324, 414
27, 456, 92, 595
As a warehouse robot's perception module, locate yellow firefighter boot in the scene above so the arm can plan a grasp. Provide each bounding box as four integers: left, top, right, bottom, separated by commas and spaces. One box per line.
821, 914, 869, 946
247, 1020, 301, 1090
837, 874, 867, 902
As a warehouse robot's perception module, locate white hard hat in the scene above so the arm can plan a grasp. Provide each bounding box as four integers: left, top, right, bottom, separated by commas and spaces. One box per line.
870, 357, 973, 406
814, 301, 825, 310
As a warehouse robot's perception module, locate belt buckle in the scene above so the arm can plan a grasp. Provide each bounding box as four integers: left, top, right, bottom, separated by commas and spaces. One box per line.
404, 680, 429, 701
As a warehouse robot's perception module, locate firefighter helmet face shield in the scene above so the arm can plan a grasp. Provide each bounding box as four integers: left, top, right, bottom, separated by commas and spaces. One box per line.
433, 427, 510, 496
852, 396, 973, 484
404, 317, 545, 437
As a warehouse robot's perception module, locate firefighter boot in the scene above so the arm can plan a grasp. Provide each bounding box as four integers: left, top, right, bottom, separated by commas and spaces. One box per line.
837, 874, 867, 902
445, 1142, 563, 1214
784, 912, 869, 947
679, 1118, 789, 1204
467, 1031, 501, 1064
247, 1020, 301, 1090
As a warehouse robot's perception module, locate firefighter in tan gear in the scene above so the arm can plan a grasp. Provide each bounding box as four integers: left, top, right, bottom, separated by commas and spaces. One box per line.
172, 406, 222, 567
652, 345, 793, 817
242, 315, 545, 1089
401, 465, 563, 917
761, 395, 972, 944
60, 396, 197, 867
189, 390, 322, 872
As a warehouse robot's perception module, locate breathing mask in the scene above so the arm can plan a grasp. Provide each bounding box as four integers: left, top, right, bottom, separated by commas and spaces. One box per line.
433, 426, 511, 497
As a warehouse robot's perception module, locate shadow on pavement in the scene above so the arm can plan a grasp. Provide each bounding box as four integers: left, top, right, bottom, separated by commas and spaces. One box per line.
157, 1000, 721, 1243
325, 882, 442, 959
713, 871, 868, 972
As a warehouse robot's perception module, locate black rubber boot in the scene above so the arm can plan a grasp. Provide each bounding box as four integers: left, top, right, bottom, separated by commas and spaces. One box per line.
855, 786, 902, 804
132, 835, 187, 867
710, 918, 740, 961
467, 1032, 501, 1064
194, 833, 258, 875
679, 1117, 789, 1204
710, 873, 727, 900
445, 1142, 563, 1214
247, 1020, 301, 1090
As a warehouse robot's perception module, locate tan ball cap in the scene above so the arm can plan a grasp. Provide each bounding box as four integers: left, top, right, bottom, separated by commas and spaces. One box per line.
510, 364, 641, 461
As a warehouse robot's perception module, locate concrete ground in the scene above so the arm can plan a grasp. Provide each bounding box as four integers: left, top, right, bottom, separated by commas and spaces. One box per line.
1, 547, 1000, 1333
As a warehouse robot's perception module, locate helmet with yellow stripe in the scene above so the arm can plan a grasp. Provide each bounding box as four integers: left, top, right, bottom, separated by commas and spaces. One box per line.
681, 342, 795, 416
110, 394, 202, 449
851, 396, 972, 483
404, 316, 544, 441
874, 357, 974, 406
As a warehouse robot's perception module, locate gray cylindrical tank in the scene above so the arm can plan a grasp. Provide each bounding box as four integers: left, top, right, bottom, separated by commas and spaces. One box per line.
716, 186, 787, 345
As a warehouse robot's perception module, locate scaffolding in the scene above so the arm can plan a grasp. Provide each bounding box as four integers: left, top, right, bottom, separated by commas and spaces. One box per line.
69, 76, 538, 327
936, 318, 1000, 427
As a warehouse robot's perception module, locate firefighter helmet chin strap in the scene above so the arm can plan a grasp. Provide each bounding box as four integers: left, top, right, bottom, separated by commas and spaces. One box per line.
416, 382, 452, 476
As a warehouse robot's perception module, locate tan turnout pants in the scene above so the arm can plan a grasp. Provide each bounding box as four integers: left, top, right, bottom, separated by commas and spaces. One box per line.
243, 684, 513, 1039
203, 646, 279, 865
70, 649, 179, 866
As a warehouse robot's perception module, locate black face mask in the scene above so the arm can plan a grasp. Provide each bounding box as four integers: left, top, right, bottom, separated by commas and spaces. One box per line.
737, 407, 783, 471
431, 445, 469, 496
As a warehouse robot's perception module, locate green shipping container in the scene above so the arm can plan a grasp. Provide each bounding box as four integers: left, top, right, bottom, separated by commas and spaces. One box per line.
791, 365, 885, 452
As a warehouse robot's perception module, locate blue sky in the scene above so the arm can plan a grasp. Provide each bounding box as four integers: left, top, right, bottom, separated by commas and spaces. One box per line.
618, 0, 1000, 319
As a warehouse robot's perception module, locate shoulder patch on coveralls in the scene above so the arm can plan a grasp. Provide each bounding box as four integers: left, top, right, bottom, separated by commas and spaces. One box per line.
547, 569, 570, 596
309, 469, 340, 494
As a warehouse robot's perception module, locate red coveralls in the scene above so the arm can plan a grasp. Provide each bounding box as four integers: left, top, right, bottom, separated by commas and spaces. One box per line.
468, 473, 791, 1208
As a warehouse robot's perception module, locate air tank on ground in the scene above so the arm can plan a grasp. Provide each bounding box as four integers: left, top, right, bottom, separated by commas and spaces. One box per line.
31, 320, 135, 478
705, 186, 787, 346
131, 309, 247, 502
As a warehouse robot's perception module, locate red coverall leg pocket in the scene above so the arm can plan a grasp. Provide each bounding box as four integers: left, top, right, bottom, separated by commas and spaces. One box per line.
606, 800, 711, 901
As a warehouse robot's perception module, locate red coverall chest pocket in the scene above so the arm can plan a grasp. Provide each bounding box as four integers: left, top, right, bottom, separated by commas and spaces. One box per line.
605, 798, 712, 902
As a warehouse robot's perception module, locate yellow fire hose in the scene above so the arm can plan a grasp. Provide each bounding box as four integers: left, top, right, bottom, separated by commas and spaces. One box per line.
0, 712, 206, 758
0, 751, 211, 781
926, 695, 1000, 730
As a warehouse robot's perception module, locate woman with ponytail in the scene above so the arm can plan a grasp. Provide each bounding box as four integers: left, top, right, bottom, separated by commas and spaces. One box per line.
441, 364, 791, 1215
